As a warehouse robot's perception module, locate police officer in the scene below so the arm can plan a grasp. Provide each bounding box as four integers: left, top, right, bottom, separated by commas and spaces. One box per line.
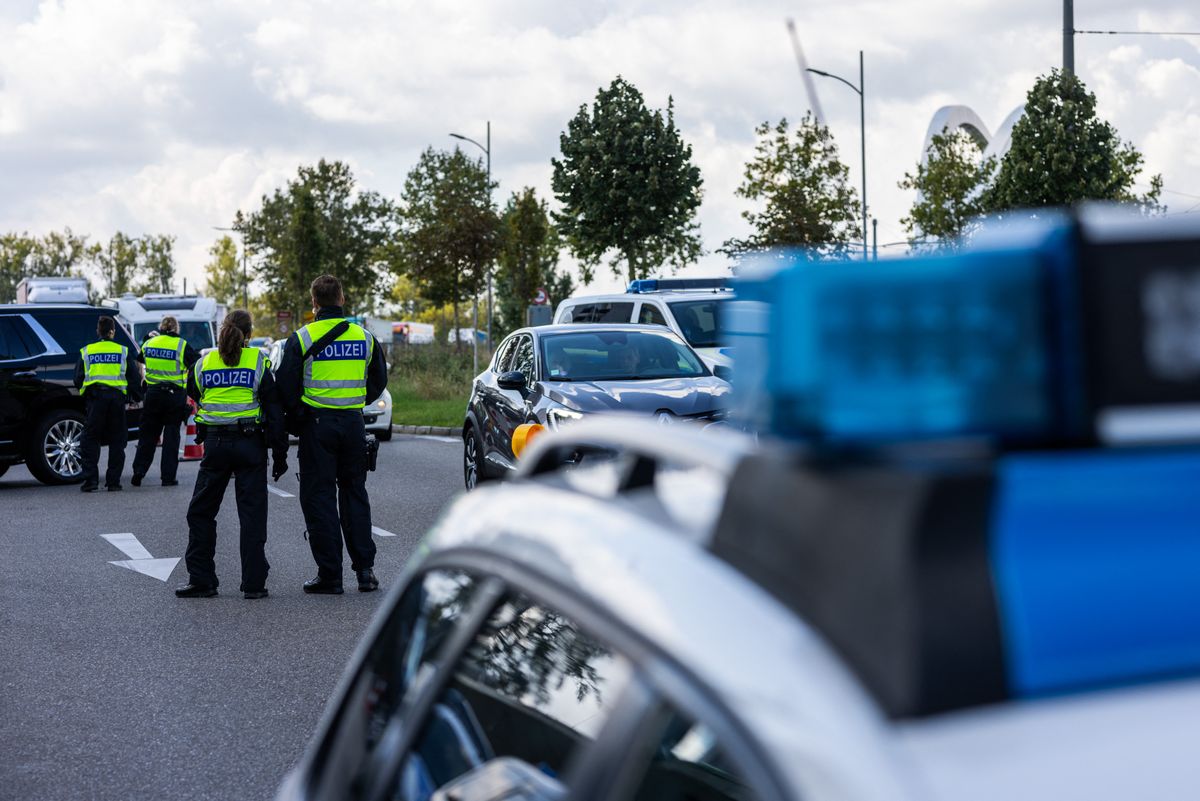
74, 315, 143, 492
276, 274, 387, 595
175, 310, 288, 600
131, 315, 200, 487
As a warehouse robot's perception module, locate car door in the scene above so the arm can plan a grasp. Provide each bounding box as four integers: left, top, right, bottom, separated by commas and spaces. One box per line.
477, 336, 518, 458
0, 315, 50, 447
493, 334, 537, 464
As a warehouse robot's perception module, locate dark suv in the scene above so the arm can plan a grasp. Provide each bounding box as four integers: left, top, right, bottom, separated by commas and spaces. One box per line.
0, 305, 141, 484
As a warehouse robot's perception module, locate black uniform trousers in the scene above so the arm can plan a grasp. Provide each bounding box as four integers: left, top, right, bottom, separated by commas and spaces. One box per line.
80, 386, 128, 489
184, 427, 270, 591
298, 409, 375, 581
131, 383, 189, 483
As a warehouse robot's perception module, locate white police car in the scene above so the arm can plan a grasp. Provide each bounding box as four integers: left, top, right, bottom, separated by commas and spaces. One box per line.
279, 208, 1200, 801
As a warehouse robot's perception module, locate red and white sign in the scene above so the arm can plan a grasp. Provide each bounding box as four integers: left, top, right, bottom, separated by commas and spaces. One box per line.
532, 287, 548, 306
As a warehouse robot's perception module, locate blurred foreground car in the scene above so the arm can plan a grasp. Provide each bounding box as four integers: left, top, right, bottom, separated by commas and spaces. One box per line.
281, 208, 1200, 801
462, 324, 729, 489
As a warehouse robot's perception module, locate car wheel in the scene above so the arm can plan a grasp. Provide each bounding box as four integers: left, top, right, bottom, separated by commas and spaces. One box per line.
377, 424, 393, 442
27, 409, 86, 485
463, 424, 486, 490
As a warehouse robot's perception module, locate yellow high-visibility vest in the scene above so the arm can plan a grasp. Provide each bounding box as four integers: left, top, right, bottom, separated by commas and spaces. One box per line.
194, 348, 266, 424
142, 334, 187, 387
80, 340, 128, 394
296, 320, 373, 410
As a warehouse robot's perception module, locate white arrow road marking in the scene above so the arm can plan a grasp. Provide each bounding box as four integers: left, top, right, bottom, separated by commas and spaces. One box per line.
372, 526, 396, 538
267, 485, 294, 498
102, 533, 180, 582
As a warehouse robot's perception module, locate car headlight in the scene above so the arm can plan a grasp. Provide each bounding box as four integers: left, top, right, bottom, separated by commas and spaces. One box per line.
546, 407, 584, 430
375, 398, 387, 410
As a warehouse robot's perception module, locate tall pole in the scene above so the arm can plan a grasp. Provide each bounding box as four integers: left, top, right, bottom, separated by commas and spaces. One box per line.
1063, 0, 1074, 74
241, 246, 248, 308
859, 50, 867, 262
486, 120, 492, 354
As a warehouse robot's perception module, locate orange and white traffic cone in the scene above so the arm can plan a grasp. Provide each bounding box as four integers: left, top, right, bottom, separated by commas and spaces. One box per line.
179, 399, 204, 461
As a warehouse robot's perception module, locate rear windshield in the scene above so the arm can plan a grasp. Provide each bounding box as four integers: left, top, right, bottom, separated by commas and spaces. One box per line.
668, 300, 723, 349
541, 330, 707, 382
37, 312, 137, 355
134, 321, 213, 350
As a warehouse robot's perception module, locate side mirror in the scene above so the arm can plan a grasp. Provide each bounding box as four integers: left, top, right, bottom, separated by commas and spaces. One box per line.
431, 758, 565, 801
497, 370, 527, 391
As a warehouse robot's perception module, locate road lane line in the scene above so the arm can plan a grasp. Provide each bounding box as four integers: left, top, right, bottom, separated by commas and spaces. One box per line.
102, 533, 152, 560
372, 526, 396, 538
416, 435, 460, 443
267, 485, 295, 498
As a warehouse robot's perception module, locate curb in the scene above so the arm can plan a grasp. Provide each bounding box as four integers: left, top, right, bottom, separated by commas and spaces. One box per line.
392, 424, 463, 437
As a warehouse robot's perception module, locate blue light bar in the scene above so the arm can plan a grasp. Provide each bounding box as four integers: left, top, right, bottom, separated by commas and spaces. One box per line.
626, 277, 730, 293
727, 219, 1079, 443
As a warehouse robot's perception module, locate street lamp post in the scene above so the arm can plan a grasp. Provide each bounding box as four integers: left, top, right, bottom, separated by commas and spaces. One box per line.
449, 122, 492, 375
807, 51, 868, 261
212, 226, 249, 307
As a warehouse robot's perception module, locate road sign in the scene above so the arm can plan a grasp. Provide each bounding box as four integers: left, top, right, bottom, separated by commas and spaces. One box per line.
533, 287, 548, 305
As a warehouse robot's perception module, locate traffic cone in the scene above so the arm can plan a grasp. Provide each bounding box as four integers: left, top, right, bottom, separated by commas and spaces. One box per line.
179, 399, 204, 461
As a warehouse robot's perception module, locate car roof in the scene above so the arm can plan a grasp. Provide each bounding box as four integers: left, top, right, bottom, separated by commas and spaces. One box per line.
0, 304, 108, 314
513, 323, 690, 338
559, 292, 733, 303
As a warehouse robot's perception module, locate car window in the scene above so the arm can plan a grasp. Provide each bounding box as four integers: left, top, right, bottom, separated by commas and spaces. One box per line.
623, 711, 760, 801
0, 316, 42, 361
668, 300, 722, 349
541, 330, 707, 382
388, 592, 632, 801
494, 337, 519, 372
638, 303, 668, 327
36, 313, 134, 355
567, 303, 634, 324
511, 336, 535, 384
134, 320, 213, 350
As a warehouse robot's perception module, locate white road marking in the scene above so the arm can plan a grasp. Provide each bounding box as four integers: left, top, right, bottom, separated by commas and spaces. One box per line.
372, 526, 396, 538
101, 533, 180, 582
267, 485, 295, 498
415, 435, 460, 443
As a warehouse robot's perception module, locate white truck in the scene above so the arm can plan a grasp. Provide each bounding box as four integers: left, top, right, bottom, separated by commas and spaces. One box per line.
101, 293, 226, 350
15, 276, 90, 304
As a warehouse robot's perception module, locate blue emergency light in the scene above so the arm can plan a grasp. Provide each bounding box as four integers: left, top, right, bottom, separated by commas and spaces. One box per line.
626, 277, 730, 293
727, 209, 1200, 446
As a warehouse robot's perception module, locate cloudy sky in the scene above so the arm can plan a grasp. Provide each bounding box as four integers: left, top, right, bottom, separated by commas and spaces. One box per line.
1, 0, 1197, 299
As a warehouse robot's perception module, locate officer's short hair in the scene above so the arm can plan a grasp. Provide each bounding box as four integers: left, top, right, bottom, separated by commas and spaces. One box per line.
159, 315, 179, 334
311, 274, 344, 308
97, 316, 116, 337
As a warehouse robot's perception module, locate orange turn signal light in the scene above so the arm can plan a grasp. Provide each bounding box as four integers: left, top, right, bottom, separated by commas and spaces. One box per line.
511, 423, 545, 459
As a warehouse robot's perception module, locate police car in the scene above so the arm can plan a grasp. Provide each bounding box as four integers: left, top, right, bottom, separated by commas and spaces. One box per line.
553, 279, 734, 376
279, 208, 1200, 801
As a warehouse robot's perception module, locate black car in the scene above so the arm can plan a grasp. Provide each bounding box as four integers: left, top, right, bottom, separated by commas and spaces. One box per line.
462, 324, 730, 488
0, 305, 141, 484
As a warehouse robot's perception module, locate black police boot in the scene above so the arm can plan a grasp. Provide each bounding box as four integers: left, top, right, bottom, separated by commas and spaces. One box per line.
356, 569, 379, 592
80, 484, 99, 493
106, 484, 122, 492
303, 577, 344, 595
243, 588, 269, 600
175, 583, 218, 598
130, 473, 143, 487
162, 479, 179, 487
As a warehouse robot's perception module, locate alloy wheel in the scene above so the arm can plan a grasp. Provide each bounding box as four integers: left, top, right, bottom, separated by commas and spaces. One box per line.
464, 433, 478, 490
45, 418, 85, 480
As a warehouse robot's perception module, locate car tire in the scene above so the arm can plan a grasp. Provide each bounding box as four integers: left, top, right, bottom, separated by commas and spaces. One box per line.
377, 424, 392, 442
0, 462, 9, 480
463, 423, 487, 490
26, 409, 87, 485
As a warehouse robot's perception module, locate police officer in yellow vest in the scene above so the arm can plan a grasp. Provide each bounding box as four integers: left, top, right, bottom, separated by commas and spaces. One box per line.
131, 315, 201, 487
276, 274, 387, 595
175, 310, 288, 599
73, 314, 143, 492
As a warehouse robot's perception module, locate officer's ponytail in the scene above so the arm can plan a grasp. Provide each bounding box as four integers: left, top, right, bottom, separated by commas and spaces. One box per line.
218, 310, 253, 366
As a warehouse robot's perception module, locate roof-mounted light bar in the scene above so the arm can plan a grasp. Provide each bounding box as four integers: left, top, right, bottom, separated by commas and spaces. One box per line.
626, 278, 731, 294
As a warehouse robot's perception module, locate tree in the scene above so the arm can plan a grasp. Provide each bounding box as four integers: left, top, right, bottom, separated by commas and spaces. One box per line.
393, 147, 500, 349
899, 128, 996, 248
95, 232, 142, 298
984, 69, 1163, 212
0, 233, 38, 303
551, 76, 703, 283
29, 228, 94, 277
203, 236, 247, 307
237, 159, 397, 319
494, 188, 571, 336
720, 115, 860, 259
133, 234, 176, 295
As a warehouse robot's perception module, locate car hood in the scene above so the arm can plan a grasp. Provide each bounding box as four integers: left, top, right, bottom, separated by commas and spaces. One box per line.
541, 376, 731, 416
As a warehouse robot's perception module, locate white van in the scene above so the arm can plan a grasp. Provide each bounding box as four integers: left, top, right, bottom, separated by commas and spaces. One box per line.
102, 293, 226, 350
553, 278, 733, 375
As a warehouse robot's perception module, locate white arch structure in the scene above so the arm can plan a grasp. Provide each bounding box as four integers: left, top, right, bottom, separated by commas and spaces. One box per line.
919, 104, 1025, 165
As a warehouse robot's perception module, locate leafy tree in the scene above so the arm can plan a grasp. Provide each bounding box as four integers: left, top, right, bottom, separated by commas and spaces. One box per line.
720, 115, 860, 258
393, 147, 500, 349
95, 232, 142, 298
984, 69, 1163, 212
203, 236, 247, 307
237, 159, 397, 319
899, 128, 996, 248
133, 234, 176, 295
552, 76, 703, 283
29, 228, 94, 277
494, 188, 572, 336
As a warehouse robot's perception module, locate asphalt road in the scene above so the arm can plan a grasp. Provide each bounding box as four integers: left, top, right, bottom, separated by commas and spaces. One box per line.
0, 433, 464, 801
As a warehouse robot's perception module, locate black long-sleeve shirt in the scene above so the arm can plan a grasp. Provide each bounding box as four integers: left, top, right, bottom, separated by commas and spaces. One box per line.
275, 305, 388, 417
73, 338, 145, 403
187, 353, 289, 459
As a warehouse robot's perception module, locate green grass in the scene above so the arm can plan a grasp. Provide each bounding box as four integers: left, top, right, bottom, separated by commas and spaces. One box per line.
387, 345, 476, 428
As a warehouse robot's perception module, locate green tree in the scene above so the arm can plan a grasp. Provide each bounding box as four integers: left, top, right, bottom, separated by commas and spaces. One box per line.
552, 76, 703, 283
899, 128, 996, 248
393, 147, 500, 349
29, 228, 94, 277
133, 234, 176, 295
96, 232, 142, 298
720, 115, 860, 258
202, 235, 247, 307
984, 69, 1163, 212
494, 188, 571, 336
0, 233, 38, 303
237, 159, 397, 318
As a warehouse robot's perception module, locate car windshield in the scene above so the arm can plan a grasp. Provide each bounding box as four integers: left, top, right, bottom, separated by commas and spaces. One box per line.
541, 330, 708, 382
134, 320, 213, 350
668, 299, 723, 348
